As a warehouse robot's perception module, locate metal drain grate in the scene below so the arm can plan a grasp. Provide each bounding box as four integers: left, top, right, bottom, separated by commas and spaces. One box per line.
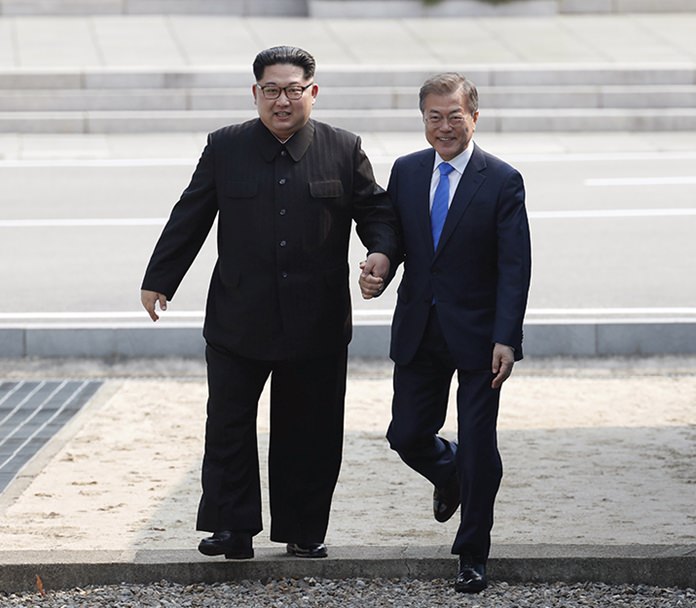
0, 380, 103, 492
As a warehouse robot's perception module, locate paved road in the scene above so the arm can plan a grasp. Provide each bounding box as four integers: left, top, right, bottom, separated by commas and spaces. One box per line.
1, 131, 695, 324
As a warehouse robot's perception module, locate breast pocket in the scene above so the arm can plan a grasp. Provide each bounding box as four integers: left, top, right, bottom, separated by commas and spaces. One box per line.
309, 179, 344, 201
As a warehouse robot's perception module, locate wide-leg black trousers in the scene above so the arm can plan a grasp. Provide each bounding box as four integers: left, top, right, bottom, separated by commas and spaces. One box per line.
196, 342, 347, 545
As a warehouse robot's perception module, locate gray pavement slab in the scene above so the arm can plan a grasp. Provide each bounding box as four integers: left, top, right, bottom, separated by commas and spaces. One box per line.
0, 14, 695, 70
3, 0, 696, 17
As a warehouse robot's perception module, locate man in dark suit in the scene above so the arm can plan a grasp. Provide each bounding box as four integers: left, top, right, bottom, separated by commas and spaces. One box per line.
361, 73, 531, 592
141, 46, 399, 560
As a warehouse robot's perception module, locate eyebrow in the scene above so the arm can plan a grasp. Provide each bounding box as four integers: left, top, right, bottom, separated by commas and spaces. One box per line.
427, 111, 465, 116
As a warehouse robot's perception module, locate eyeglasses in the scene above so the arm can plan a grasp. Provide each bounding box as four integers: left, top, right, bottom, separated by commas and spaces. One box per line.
256, 82, 314, 100
424, 114, 468, 127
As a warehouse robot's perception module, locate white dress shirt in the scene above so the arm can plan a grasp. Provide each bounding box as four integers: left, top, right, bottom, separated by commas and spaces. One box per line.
429, 142, 475, 211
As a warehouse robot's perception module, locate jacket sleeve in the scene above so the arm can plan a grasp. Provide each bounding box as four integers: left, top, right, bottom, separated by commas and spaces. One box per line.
141, 134, 218, 300
493, 168, 532, 352
350, 135, 401, 271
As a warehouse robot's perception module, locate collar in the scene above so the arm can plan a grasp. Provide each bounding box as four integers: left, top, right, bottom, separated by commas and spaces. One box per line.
255, 119, 315, 162
432, 141, 475, 175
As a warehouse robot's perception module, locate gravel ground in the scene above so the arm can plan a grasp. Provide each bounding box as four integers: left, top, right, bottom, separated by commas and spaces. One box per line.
1, 578, 694, 608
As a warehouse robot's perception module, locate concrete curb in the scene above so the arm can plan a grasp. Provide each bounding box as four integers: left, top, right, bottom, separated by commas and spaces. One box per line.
0, 545, 693, 593
2, 320, 696, 358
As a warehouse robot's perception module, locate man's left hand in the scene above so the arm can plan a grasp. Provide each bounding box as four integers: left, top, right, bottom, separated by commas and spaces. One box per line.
491, 343, 515, 389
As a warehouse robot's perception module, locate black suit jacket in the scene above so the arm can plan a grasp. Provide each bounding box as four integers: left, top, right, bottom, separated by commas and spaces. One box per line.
388, 143, 531, 369
142, 118, 399, 360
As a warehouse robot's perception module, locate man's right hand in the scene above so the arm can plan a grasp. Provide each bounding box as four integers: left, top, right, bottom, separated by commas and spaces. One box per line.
358, 260, 384, 300
141, 289, 168, 322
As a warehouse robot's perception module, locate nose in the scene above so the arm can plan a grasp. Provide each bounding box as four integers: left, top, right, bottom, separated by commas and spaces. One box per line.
275, 90, 292, 104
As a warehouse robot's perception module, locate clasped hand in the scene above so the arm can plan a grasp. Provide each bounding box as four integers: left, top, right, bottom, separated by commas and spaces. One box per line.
359, 252, 390, 299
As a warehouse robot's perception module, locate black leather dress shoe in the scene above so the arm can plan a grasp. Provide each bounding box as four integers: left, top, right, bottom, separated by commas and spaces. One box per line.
286, 542, 328, 558
433, 475, 460, 523
198, 530, 253, 559
454, 561, 487, 593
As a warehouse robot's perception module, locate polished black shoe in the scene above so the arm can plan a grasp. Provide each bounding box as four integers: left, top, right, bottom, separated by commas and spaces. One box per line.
454, 561, 487, 593
286, 542, 328, 558
198, 530, 253, 559
433, 475, 460, 523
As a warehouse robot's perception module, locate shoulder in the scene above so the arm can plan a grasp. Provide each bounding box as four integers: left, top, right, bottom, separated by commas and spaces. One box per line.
393, 148, 433, 170
208, 119, 258, 145
310, 119, 360, 146
474, 144, 520, 177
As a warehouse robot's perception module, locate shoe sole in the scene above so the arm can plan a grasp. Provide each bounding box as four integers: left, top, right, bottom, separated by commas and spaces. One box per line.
454, 581, 487, 593
286, 546, 328, 558
198, 544, 254, 559
224, 550, 254, 559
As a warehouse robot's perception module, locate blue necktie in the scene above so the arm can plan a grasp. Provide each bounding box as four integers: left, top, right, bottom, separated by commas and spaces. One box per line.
431, 162, 454, 249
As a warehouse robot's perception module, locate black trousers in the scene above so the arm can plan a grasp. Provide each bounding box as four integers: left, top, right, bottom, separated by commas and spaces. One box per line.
197, 342, 347, 545
387, 306, 503, 563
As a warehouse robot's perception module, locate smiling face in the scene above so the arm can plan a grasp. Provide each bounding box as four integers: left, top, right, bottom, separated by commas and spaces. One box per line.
252, 63, 318, 141
422, 90, 479, 161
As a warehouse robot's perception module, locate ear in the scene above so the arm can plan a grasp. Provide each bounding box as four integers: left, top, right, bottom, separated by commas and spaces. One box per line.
252, 84, 259, 106
310, 83, 319, 104
472, 111, 480, 124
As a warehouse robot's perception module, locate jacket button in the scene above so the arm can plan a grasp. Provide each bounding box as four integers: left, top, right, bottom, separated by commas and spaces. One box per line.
279, 178, 286, 185
281, 271, 288, 278
279, 208, 286, 215
279, 240, 287, 247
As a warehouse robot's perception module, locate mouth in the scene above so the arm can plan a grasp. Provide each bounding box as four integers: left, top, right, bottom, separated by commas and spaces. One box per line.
274, 111, 291, 118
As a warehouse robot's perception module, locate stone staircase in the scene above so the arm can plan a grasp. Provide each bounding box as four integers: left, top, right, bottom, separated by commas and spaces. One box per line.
1, 64, 696, 133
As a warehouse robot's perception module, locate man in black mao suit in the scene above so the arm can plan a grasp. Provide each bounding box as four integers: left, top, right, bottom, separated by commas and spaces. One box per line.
361, 73, 531, 592
141, 46, 399, 560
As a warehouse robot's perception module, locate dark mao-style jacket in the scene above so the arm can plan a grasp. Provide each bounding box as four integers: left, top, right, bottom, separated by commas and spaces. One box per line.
142, 118, 399, 360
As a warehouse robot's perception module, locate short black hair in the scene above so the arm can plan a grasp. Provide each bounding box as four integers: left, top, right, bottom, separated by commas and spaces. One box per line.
253, 46, 316, 81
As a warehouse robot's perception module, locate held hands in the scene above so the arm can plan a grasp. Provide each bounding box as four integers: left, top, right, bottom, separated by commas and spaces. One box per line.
141, 289, 168, 322
359, 252, 390, 299
491, 343, 515, 389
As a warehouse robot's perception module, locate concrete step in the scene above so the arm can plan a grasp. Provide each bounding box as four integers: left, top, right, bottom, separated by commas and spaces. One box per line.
2, 107, 696, 133
2, 85, 696, 112
2, 66, 694, 132
1, 65, 695, 90
2, 0, 696, 16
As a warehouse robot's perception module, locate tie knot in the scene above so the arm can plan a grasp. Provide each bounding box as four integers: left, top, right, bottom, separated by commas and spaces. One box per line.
438, 162, 454, 176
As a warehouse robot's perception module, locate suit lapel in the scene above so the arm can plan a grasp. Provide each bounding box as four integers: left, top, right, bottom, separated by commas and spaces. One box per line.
434, 145, 486, 257
412, 150, 436, 252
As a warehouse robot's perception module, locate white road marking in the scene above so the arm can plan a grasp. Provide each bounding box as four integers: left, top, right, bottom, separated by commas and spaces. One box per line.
529, 208, 696, 219
3, 208, 696, 227
0, 158, 195, 168
1, 308, 695, 322
0, 218, 168, 227
586, 176, 696, 186
1, 151, 696, 169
